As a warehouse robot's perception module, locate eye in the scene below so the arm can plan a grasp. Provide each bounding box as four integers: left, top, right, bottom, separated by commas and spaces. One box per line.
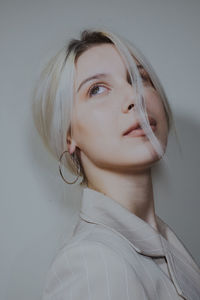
139, 68, 155, 87
139, 69, 149, 82
88, 83, 108, 97
126, 69, 150, 84
126, 72, 132, 85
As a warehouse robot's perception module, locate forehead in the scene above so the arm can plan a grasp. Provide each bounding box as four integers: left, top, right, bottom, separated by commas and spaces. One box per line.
74, 44, 128, 84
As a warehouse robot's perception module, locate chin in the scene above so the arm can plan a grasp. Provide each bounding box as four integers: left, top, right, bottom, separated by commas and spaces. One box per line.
125, 148, 164, 169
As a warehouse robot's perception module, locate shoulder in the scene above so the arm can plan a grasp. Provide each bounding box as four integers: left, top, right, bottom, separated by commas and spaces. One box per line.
42, 240, 146, 300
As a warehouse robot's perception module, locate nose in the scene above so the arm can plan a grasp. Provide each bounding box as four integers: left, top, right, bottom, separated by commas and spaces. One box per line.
121, 84, 136, 113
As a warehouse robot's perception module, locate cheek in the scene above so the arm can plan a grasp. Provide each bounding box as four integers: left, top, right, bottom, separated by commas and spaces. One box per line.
145, 89, 167, 121
145, 89, 169, 138
72, 104, 113, 146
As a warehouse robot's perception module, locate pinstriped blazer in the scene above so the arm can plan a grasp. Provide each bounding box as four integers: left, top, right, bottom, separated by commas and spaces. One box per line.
42, 187, 200, 300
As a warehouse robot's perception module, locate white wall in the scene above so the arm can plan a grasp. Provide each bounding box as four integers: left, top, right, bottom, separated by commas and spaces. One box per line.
0, 0, 200, 299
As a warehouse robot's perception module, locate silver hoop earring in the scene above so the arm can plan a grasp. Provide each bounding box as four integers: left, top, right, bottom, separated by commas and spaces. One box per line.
58, 150, 81, 184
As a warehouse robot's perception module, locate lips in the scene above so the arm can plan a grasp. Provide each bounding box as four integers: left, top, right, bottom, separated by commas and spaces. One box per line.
123, 117, 157, 136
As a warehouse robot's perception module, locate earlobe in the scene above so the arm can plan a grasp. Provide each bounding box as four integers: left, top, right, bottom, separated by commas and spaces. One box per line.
66, 136, 77, 155
66, 124, 78, 155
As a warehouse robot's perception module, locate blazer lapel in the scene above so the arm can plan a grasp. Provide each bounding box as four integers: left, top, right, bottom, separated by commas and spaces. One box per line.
159, 233, 200, 300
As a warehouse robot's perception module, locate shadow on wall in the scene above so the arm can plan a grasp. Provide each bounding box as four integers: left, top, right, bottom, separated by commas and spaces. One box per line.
153, 112, 200, 267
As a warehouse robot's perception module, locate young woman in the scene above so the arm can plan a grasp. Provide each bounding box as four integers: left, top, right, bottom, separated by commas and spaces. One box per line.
32, 28, 200, 300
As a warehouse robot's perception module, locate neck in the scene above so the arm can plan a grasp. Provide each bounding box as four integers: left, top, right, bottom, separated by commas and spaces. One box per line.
86, 167, 159, 232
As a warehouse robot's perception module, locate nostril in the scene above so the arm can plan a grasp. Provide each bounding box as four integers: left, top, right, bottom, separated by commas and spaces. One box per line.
128, 103, 134, 110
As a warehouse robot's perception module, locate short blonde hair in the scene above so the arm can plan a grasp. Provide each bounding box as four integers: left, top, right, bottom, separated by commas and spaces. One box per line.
32, 27, 178, 186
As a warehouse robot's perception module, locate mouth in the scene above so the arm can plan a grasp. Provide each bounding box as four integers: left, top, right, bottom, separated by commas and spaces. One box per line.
124, 125, 156, 137
123, 117, 157, 137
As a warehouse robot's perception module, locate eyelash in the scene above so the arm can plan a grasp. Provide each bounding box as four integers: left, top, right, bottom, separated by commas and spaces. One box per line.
127, 72, 151, 84
88, 83, 109, 97
139, 70, 150, 82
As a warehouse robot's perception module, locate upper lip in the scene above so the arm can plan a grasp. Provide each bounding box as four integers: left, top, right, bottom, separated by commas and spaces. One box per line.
123, 116, 157, 136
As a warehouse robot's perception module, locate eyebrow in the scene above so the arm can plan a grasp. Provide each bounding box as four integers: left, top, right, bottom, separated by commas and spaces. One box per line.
76, 65, 144, 93
76, 73, 111, 93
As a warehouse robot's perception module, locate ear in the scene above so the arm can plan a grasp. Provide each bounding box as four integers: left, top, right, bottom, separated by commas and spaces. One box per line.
66, 130, 77, 155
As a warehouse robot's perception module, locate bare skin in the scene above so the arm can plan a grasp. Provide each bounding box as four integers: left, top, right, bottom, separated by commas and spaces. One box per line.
67, 44, 169, 232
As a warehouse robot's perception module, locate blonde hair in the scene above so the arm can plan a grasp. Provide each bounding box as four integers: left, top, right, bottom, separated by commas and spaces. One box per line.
32, 27, 179, 186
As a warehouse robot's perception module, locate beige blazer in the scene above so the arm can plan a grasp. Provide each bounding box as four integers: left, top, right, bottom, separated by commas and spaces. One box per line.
42, 187, 200, 300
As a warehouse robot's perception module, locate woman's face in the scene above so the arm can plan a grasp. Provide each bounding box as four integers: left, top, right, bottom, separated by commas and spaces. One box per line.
68, 44, 168, 172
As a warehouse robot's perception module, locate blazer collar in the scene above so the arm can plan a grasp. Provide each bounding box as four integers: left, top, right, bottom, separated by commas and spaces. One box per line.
80, 187, 167, 257
79, 187, 200, 300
